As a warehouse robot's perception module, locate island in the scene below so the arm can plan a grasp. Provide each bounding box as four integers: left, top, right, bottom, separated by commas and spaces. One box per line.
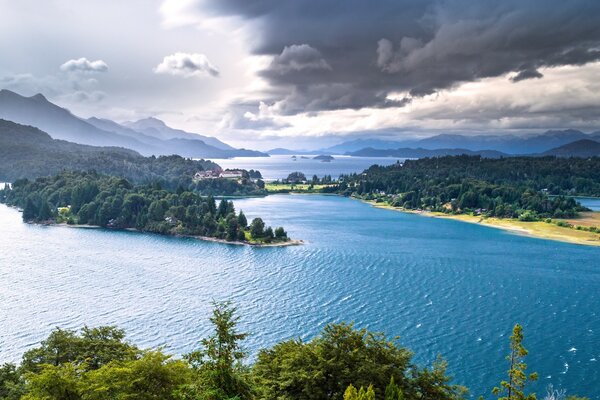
0, 171, 299, 247
313, 154, 335, 162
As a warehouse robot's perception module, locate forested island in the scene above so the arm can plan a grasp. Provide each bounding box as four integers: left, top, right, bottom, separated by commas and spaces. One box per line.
0, 302, 585, 400
0, 171, 292, 246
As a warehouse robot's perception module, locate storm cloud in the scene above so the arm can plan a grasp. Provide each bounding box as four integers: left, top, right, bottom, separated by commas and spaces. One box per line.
176, 0, 600, 113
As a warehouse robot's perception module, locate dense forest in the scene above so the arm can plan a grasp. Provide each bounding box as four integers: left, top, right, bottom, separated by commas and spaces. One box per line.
0, 171, 288, 244
0, 302, 586, 400
336, 156, 600, 219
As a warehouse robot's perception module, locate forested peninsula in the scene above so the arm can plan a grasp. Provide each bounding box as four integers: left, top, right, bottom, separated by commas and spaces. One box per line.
1, 302, 585, 400
0, 171, 293, 246
334, 156, 600, 246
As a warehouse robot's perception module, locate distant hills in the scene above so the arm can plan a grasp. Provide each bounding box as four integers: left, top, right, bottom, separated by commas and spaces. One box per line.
270, 130, 600, 158
0, 89, 266, 159
0, 119, 217, 183
543, 139, 600, 157
347, 147, 508, 158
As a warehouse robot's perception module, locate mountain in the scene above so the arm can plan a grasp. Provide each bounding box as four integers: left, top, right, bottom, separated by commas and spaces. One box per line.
319, 139, 412, 154
347, 147, 507, 158
319, 130, 594, 155
0, 89, 154, 152
0, 90, 266, 158
267, 148, 316, 155
123, 117, 235, 151
0, 119, 217, 182
542, 139, 600, 157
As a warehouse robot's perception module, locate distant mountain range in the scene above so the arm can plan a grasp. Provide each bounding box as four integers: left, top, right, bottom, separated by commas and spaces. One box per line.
270, 130, 600, 158
0, 89, 266, 159
347, 147, 508, 158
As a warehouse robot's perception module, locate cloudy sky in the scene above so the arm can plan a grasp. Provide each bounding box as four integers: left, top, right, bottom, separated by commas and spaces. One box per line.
2, 0, 600, 149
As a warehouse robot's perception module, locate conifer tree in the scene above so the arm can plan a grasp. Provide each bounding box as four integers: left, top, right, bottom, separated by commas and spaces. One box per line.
493, 324, 538, 400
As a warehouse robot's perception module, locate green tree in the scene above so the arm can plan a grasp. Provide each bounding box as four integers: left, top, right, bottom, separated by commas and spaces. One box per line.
22, 363, 81, 400
80, 351, 191, 400
237, 211, 248, 229
252, 323, 414, 400
249, 218, 265, 239
183, 302, 251, 400
492, 324, 538, 400
0, 363, 24, 400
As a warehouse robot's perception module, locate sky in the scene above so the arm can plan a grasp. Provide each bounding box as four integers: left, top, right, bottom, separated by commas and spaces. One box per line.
1, 0, 600, 150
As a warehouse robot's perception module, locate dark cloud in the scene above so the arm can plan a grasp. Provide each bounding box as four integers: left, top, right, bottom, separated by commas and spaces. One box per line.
198, 0, 600, 112
510, 69, 543, 82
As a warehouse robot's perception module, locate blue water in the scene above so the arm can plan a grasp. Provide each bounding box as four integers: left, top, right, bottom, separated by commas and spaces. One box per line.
209, 155, 404, 180
1, 196, 599, 399
576, 197, 600, 212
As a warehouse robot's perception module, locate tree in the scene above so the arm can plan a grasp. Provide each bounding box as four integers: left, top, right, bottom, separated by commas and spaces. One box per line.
80, 351, 191, 400
252, 323, 414, 400
250, 218, 265, 239
274, 227, 287, 240
493, 324, 538, 400
237, 211, 248, 228
21, 326, 138, 374
22, 197, 38, 221
286, 172, 307, 184
183, 301, 252, 400
0, 363, 24, 400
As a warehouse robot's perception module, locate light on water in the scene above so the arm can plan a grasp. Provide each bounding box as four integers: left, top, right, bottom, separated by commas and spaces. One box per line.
1, 195, 599, 398
209, 155, 405, 180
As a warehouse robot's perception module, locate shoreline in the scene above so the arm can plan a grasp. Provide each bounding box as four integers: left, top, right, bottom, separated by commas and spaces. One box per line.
47, 221, 303, 248
363, 200, 600, 247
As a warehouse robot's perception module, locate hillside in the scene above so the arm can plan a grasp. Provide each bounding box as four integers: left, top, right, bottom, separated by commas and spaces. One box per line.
0, 119, 217, 185
0, 90, 266, 159
542, 139, 600, 157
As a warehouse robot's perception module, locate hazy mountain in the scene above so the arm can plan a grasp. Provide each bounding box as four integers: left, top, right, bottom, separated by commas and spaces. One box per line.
267, 148, 316, 155
0, 90, 266, 159
542, 139, 600, 157
318, 130, 594, 155
0, 89, 154, 152
347, 147, 507, 158
124, 117, 235, 151
319, 139, 414, 154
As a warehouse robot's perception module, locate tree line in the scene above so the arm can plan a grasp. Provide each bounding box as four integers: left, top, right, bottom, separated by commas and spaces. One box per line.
0, 302, 587, 400
0, 171, 288, 244
335, 156, 599, 220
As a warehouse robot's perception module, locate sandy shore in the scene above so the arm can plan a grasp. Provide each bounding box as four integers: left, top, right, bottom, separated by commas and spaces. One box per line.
364, 200, 600, 247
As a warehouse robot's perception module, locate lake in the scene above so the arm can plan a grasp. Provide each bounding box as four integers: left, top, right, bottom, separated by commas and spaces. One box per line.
209, 155, 405, 180
1, 195, 599, 398
576, 197, 600, 212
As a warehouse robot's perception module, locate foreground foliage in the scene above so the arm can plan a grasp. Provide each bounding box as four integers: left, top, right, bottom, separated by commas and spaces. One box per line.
1, 303, 587, 400
0, 171, 288, 244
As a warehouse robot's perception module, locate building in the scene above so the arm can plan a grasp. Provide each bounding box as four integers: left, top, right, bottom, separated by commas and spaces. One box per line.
220, 170, 245, 180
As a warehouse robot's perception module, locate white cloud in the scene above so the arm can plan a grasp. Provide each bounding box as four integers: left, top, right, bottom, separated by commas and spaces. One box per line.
153, 52, 219, 78
60, 58, 108, 73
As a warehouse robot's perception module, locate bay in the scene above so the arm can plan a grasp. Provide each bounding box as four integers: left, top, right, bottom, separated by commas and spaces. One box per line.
208, 155, 405, 180
1, 194, 599, 398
